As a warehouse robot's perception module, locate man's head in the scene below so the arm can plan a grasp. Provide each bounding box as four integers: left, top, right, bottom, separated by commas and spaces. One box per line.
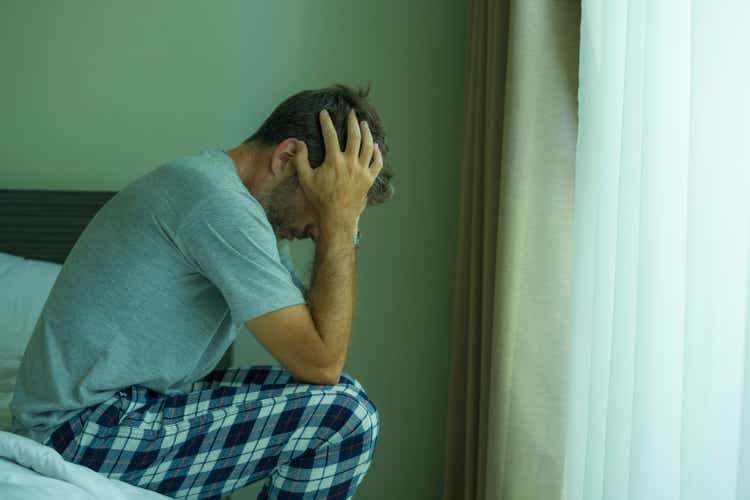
226, 83, 394, 241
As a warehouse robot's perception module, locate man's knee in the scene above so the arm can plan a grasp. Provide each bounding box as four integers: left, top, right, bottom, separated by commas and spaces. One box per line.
335, 374, 379, 442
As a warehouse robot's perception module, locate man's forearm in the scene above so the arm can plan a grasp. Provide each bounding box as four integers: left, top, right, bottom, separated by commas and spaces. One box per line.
307, 221, 356, 376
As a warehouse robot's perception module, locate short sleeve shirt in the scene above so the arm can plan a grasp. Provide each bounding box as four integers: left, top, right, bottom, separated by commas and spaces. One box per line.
10, 149, 306, 444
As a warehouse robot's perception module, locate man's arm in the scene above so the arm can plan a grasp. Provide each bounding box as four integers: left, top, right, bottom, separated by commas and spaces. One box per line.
246, 227, 356, 385
306, 219, 357, 378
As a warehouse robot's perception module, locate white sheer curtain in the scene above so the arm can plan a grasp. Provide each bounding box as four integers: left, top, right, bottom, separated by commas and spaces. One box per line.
565, 1, 750, 500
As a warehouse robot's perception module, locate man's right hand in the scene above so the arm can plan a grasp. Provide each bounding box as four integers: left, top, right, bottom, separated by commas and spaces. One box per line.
291, 108, 383, 230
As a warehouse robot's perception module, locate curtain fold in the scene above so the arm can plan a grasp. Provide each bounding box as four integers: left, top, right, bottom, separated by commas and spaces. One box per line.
443, 1, 580, 498
566, 1, 750, 499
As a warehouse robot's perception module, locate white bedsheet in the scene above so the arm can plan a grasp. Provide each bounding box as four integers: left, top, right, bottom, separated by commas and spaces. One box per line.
0, 431, 171, 500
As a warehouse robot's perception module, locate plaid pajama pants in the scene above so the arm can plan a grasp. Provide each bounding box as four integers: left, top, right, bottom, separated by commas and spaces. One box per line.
43, 365, 380, 499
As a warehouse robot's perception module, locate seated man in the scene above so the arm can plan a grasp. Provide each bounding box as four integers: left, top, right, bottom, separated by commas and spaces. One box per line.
10, 83, 394, 499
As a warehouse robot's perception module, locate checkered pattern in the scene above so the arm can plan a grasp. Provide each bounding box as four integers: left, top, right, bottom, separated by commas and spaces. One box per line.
43, 365, 380, 499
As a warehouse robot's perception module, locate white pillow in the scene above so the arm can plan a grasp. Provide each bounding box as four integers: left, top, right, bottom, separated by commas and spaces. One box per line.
0, 252, 62, 431
0, 391, 12, 431
0, 252, 62, 363
0, 251, 24, 275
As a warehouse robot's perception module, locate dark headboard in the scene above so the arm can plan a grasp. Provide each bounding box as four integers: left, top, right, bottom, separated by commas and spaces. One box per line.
0, 189, 117, 264
0, 188, 232, 367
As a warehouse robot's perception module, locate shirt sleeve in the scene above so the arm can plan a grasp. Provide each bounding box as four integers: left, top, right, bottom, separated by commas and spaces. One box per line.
177, 192, 306, 325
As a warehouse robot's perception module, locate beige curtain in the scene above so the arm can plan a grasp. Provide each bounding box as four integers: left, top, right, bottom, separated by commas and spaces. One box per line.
442, 1, 580, 499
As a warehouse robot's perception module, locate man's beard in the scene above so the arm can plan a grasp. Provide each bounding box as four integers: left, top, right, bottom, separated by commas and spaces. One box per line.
257, 174, 298, 236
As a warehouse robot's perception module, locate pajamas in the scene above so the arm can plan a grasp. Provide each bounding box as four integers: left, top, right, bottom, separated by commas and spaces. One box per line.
43, 365, 380, 499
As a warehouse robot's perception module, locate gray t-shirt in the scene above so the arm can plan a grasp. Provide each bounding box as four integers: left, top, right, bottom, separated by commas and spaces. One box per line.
10, 149, 307, 444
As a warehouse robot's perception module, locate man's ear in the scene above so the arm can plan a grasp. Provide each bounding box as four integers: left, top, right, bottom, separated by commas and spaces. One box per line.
270, 138, 298, 177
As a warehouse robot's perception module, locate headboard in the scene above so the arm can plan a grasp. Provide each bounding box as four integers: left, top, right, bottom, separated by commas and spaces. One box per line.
0, 188, 232, 367
0, 189, 117, 264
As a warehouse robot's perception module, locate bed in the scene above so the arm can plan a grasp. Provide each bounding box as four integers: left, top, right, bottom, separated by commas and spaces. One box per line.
0, 189, 233, 499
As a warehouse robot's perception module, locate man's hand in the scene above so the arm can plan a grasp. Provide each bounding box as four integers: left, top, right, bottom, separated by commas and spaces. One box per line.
291, 109, 383, 230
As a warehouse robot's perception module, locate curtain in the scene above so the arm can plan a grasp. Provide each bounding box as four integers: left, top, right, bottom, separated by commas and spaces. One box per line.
443, 1, 580, 498
566, 1, 750, 499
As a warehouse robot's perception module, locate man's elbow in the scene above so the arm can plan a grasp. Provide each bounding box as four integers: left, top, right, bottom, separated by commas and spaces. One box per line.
301, 363, 339, 386
291, 362, 338, 386
323, 351, 344, 385
325, 367, 342, 385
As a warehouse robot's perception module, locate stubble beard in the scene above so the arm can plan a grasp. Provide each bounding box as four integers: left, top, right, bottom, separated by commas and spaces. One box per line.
258, 174, 298, 237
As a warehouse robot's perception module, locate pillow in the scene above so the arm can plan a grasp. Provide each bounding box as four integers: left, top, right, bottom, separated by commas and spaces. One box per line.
0, 251, 24, 275
0, 390, 11, 431
0, 252, 62, 431
0, 252, 62, 363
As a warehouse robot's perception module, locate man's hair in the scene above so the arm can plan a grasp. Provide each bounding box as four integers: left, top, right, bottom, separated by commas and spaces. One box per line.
244, 83, 394, 206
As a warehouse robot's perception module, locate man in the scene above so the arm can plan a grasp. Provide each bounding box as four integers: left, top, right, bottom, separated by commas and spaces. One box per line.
10, 83, 394, 499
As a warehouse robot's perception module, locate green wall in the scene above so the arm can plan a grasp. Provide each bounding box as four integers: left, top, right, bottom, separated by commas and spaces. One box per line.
1, 2, 465, 498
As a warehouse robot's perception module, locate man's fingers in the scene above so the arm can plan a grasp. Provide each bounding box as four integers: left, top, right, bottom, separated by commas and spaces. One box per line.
319, 109, 342, 162
345, 109, 361, 161
360, 120, 374, 168
291, 140, 312, 182
370, 143, 384, 179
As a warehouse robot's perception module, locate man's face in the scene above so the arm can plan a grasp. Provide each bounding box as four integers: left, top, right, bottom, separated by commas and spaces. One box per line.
260, 174, 319, 242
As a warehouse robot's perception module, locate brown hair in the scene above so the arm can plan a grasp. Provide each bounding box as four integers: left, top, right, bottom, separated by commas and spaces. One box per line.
244, 83, 394, 206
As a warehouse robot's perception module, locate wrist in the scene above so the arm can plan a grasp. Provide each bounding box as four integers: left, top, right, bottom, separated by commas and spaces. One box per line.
319, 218, 358, 242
